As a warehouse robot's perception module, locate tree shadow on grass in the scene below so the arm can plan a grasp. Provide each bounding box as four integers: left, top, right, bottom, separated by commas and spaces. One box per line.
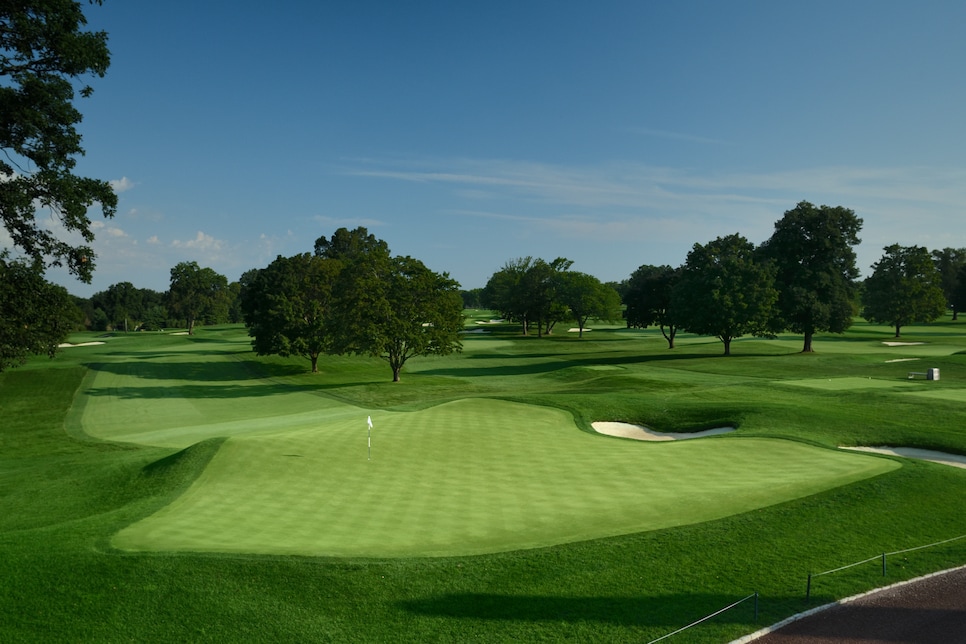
398, 592, 771, 628
82, 380, 373, 400
84, 359, 308, 383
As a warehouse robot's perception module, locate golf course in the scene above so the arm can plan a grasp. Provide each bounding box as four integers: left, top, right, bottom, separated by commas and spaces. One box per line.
3, 314, 966, 642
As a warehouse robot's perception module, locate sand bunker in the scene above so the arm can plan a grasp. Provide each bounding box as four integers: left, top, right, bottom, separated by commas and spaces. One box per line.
58, 341, 106, 348
882, 341, 925, 346
592, 421, 735, 441
841, 446, 966, 470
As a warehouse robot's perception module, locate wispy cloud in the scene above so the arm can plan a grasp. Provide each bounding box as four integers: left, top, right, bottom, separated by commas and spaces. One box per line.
629, 127, 730, 145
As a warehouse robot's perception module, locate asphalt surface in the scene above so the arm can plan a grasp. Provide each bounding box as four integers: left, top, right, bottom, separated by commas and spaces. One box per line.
749, 566, 966, 643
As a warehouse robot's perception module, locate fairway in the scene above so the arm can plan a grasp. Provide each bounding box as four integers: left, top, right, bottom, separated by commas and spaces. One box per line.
112, 398, 898, 557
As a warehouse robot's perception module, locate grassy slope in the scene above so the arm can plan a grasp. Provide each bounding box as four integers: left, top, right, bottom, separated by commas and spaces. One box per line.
1, 318, 965, 642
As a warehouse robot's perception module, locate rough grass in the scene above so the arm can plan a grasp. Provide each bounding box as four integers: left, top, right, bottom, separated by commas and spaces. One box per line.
2, 316, 966, 642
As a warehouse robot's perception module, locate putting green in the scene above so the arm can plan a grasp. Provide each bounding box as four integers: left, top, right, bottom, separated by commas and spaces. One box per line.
112, 398, 898, 557
781, 377, 919, 391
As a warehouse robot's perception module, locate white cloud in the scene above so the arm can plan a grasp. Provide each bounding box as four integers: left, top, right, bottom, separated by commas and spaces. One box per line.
109, 176, 135, 193
171, 231, 224, 252
146, 235, 160, 245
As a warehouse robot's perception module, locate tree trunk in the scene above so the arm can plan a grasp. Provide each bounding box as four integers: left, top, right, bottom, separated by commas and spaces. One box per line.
392, 366, 402, 382
894, 324, 901, 338
310, 353, 319, 373
802, 330, 814, 353
722, 336, 732, 356
661, 324, 676, 349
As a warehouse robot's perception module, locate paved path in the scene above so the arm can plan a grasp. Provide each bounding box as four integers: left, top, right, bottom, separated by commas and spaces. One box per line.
749, 567, 966, 643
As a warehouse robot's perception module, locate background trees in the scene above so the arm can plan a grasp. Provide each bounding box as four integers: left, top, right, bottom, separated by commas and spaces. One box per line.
331, 253, 464, 382
242, 227, 463, 381
673, 234, 778, 356
0, 256, 76, 372
622, 264, 681, 348
559, 271, 622, 337
0, 0, 115, 283
931, 247, 966, 320
168, 261, 229, 335
758, 201, 862, 352
862, 244, 946, 337
241, 253, 339, 373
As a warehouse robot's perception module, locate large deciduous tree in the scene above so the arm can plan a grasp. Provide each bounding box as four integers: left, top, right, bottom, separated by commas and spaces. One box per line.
560, 271, 622, 338
623, 264, 681, 348
862, 244, 946, 337
673, 234, 778, 356
758, 201, 863, 353
931, 247, 966, 320
168, 261, 229, 335
328, 240, 463, 382
1, 0, 116, 283
240, 253, 340, 373
0, 255, 76, 372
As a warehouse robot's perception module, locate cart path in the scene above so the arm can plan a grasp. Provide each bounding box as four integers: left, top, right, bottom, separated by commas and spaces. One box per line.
746, 566, 966, 643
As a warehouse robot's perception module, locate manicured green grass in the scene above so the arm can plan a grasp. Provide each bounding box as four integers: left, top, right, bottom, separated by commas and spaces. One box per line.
113, 398, 896, 557
2, 316, 966, 642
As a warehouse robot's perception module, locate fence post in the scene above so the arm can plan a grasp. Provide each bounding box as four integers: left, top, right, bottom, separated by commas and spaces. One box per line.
806, 574, 812, 600
882, 553, 887, 576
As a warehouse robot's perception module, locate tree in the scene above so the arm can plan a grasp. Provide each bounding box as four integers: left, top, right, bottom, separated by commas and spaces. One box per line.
623, 264, 682, 348
862, 244, 946, 337
168, 261, 228, 335
672, 234, 778, 356
0, 1, 116, 283
241, 253, 340, 373
330, 251, 463, 382
758, 201, 863, 352
482, 257, 535, 331
560, 271, 622, 338
314, 226, 389, 261
931, 247, 966, 320
0, 255, 76, 372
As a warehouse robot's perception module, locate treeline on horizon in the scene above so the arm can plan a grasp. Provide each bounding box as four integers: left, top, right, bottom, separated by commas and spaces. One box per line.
6, 201, 966, 374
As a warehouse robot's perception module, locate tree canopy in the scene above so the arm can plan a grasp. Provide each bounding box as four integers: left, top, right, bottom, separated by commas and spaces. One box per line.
931, 247, 966, 320
559, 271, 622, 338
862, 244, 946, 337
168, 261, 229, 335
0, 255, 76, 372
758, 201, 862, 352
241, 253, 340, 373
0, 0, 116, 282
673, 234, 778, 356
329, 246, 463, 382
622, 264, 681, 348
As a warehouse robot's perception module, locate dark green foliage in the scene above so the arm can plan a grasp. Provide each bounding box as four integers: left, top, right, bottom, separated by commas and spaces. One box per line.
559, 270, 622, 337
168, 261, 230, 334
0, 0, 116, 282
931, 247, 966, 319
862, 244, 947, 337
760, 201, 862, 352
331, 252, 464, 381
673, 234, 779, 355
241, 253, 340, 373
0, 256, 75, 372
623, 264, 681, 348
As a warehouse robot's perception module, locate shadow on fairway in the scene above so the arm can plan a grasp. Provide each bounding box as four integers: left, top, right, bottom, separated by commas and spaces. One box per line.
399, 592, 776, 627
82, 380, 372, 400
419, 350, 773, 379
85, 360, 308, 382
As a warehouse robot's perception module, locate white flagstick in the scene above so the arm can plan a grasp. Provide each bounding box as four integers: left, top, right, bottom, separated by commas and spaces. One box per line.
367, 415, 373, 461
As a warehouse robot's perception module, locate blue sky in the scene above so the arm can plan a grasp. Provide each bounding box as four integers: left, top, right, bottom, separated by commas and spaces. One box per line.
34, 1, 966, 297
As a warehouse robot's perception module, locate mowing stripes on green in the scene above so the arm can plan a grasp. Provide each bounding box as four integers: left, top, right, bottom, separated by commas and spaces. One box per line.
113, 399, 899, 558
781, 377, 919, 391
